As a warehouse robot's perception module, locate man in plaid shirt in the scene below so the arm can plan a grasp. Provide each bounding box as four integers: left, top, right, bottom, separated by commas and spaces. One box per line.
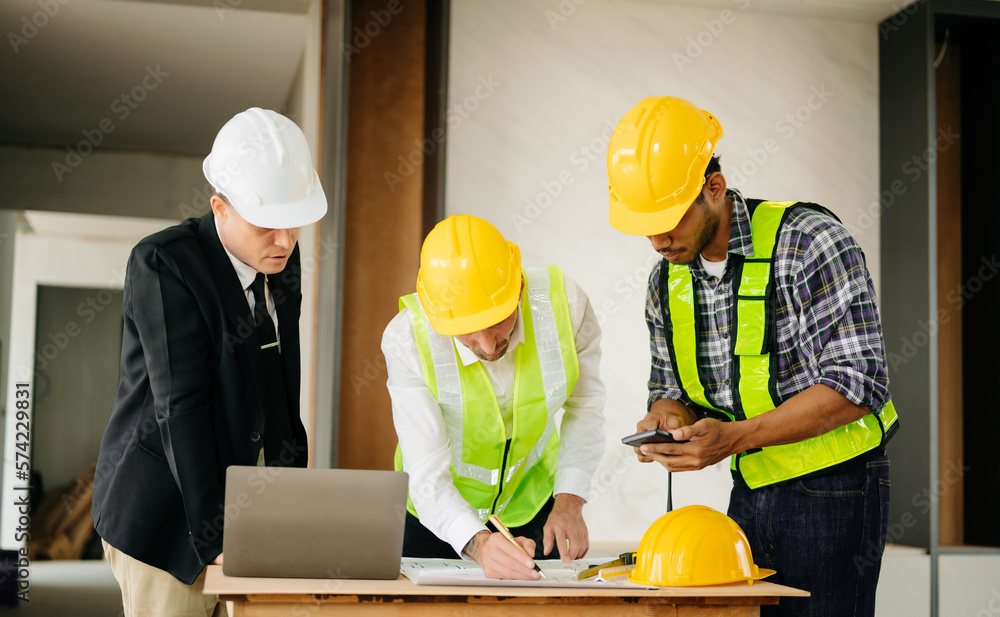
608, 97, 897, 617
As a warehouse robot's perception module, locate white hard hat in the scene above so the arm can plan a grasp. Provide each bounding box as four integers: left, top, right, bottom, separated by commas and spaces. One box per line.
203, 108, 327, 229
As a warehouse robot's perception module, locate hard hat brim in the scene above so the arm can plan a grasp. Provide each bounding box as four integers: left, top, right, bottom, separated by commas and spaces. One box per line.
235, 184, 328, 230
609, 191, 694, 237
422, 273, 521, 337
627, 566, 776, 588
203, 157, 329, 230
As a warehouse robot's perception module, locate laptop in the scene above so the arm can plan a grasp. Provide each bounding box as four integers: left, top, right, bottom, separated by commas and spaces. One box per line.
222, 466, 408, 579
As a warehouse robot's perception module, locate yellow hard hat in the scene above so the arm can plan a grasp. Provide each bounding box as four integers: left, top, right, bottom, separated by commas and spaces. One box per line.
607, 97, 723, 236
416, 214, 521, 336
628, 505, 775, 587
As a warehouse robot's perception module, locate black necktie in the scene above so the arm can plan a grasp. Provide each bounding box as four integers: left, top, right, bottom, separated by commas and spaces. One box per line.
249, 273, 296, 466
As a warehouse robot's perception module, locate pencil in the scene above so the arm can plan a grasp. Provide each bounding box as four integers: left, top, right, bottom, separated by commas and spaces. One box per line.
488, 514, 546, 579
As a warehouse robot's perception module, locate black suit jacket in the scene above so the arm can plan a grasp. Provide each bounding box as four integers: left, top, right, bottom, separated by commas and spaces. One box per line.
92, 213, 308, 585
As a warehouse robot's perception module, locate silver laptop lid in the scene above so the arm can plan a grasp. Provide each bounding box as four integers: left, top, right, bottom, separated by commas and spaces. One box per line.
223, 466, 408, 579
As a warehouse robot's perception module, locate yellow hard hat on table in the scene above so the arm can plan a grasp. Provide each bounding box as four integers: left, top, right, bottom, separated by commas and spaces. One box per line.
416, 214, 521, 336
628, 505, 775, 587
607, 97, 723, 236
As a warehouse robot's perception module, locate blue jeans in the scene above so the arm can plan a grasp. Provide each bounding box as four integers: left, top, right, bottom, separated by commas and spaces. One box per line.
727, 455, 890, 617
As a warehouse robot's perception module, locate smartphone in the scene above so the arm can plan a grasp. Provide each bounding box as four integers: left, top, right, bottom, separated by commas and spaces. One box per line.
621, 428, 686, 448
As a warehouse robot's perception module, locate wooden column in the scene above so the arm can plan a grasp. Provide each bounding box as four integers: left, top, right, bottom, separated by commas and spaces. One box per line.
337, 0, 446, 469
934, 42, 962, 547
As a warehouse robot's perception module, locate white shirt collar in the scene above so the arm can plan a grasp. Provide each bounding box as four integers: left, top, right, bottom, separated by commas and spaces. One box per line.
214, 215, 259, 291
454, 305, 525, 367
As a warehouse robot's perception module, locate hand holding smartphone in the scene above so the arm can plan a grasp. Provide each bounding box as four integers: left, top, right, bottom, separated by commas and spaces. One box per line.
621, 428, 688, 448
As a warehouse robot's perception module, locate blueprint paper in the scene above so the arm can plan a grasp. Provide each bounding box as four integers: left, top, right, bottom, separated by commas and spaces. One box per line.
400, 557, 655, 589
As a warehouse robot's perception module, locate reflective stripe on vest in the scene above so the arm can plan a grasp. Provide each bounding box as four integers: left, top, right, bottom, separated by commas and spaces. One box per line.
666, 200, 899, 489
394, 265, 580, 525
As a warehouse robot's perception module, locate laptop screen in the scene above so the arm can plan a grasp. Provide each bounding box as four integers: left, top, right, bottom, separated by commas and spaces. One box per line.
223, 466, 408, 579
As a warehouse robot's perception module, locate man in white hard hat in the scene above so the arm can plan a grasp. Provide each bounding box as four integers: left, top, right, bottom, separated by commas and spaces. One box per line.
92, 108, 327, 617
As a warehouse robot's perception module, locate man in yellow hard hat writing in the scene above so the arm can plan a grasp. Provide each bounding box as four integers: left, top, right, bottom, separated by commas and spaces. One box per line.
608, 97, 897, 616
382, 214, 605, 580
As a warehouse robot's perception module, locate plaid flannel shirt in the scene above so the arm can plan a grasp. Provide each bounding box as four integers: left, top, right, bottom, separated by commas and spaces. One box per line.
646, 189, 891, 416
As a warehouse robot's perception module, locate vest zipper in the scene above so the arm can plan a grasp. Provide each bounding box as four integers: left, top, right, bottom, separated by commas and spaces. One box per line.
490, 438, 512, 515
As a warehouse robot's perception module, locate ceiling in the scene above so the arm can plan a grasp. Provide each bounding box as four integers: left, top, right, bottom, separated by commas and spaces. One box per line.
0, 0, 312, 156
0, 0, 936, 157
647, 0, 922, 22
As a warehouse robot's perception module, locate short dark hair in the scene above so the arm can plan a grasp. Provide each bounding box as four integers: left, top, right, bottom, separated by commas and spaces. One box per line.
704, 154, 722, 178
692, 155, 722, 205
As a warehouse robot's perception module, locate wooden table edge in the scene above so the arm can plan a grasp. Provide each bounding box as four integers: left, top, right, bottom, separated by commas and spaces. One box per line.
205, 566, 810, 601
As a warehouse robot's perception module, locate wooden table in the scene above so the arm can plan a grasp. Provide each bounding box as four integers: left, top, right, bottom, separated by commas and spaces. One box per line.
205, 566, 808, 616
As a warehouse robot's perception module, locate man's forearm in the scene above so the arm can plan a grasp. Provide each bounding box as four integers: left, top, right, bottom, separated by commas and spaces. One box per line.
639, 385, 874, 472
731, 384, 870, 454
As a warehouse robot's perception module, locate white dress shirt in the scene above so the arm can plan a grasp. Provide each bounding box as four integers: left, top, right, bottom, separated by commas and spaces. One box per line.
381, 273, 606, 557
215, 217, 279, 344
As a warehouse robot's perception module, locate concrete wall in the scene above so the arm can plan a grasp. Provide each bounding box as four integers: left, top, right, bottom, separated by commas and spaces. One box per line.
32, 285, 122, 490
0, 145, 206, 221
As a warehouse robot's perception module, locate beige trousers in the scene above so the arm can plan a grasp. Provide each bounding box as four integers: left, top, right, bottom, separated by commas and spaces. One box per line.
103, 539, 228, 617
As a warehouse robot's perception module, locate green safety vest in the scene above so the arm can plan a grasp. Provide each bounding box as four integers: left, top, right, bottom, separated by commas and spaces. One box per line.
664, 200, 899, 489
394, 265, 580, 525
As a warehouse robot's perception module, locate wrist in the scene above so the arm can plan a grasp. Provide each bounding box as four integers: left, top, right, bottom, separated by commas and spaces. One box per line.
553, 493, 585, 514
649, 398, 696, 426
730, 415, 758, 454
462, 530, 491, 562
